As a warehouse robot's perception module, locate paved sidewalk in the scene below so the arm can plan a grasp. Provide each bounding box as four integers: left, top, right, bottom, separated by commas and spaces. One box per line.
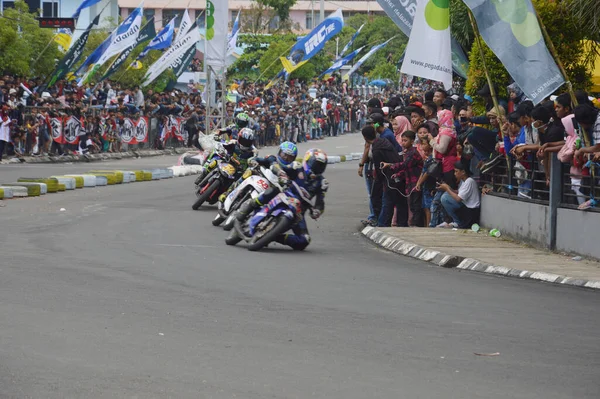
361, 226, 600, 290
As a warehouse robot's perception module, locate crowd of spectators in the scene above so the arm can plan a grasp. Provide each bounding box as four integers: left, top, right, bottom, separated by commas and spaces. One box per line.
0, 74, 385, 161
359, 84, 600, 228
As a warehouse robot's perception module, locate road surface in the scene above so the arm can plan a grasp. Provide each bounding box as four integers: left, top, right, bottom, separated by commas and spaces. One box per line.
0, 134, 598, 398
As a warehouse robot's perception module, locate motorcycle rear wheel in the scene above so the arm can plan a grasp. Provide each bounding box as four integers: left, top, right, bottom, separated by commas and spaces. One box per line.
247, 215, 292, 252
192, 179, 221, 210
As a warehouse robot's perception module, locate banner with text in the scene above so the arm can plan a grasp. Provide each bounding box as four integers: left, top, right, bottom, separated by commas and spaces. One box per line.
401, 0, 452, 90
280, 9, 344, 74
376, 0, 469, 79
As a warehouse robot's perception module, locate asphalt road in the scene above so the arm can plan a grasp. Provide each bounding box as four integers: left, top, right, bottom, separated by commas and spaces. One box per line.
0, 134, 598, 398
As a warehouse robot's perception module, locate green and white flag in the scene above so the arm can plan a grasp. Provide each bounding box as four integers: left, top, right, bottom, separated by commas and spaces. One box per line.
401, 0, 452, 90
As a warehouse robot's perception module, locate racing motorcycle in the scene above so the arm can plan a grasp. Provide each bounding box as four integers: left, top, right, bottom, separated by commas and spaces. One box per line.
227, 180, 314, 251
192, 143, 241, 210
212, 163, 282, 230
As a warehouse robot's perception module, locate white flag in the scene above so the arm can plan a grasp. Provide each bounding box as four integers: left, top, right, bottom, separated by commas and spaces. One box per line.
175, 9, 192, 42
142, 28, 200, 86
400, 0, 452, 90
96, 6, 143, 66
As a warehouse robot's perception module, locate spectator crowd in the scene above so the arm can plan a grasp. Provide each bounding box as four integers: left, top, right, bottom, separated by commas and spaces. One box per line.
0, 74, 383, 161
358, 83, 600, 229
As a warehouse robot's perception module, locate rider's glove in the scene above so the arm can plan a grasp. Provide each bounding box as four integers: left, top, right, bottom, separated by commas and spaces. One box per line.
310, 209, 322, 220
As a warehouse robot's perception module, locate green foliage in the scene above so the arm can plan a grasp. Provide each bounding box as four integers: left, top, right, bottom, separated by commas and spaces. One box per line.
256, 0, 297, 22
465, 39, 510, 99
449, 0, 474, 51
0, 1, 62, 77
341, 14, 406, 78
368, 63, 398, 80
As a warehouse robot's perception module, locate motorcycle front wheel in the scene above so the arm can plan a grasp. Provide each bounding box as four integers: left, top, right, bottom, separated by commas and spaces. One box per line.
192, 179, 221, 210
247, 215, 292, 252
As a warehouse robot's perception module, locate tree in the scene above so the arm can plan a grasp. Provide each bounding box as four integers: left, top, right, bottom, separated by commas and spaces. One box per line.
257, 0, 297, 24
566, 0, 600, 54
241, 0, 299, 34
0, 1, 62, 77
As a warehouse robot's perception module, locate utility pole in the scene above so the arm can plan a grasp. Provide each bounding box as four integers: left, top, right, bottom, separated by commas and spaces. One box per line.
320, 0, 324, 25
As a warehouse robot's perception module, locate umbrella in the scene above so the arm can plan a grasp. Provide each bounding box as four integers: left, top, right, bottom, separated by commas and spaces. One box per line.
370, 79, 387, 86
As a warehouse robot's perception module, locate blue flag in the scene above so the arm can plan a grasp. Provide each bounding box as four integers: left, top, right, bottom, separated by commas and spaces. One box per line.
72, 0, 102, 19
320, 47, 364, 77
134, 17, 175, 63
280, 9, 344, 74
339, 24, 364, 58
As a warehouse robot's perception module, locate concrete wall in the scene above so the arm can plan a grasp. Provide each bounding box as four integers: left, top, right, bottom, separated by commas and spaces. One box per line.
556, 208, 600, 259
481, 195, 600, 259
480, 195, 550, 247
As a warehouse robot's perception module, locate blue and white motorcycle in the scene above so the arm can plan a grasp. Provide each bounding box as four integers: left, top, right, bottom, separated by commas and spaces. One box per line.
228, 180, 314, 251
212, 164, 282, 230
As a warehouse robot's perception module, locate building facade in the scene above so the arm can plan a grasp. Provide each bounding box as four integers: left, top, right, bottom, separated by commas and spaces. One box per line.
117, 0, 383, 31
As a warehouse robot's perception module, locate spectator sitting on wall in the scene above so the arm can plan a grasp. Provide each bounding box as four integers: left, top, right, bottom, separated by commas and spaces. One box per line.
436, 161, 481, 229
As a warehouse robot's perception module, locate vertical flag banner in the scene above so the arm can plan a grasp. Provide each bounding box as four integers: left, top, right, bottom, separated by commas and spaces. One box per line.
462, 0, 564, 104
77, 6, 143, 78
142, 28, 201, 86
339, 24, 364, 58
205, 0, 229, 69
228, 10, 240, 54
131, 17, 176, 69
54, 28, 72, 52
401, 0, 452, 90
345, 38, 393, 79
320, 47, 364, 77
47, 14, 101, 87
176, 9, 192, 42
376, 0, 469, 79
280, 8, 344, 74
101, 21, 156, 81
72, 0, 102, 19
172, 46, 197, 77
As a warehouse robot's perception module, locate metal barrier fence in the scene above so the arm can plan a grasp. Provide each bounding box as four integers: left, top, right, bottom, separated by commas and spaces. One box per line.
481, 154, 599, 213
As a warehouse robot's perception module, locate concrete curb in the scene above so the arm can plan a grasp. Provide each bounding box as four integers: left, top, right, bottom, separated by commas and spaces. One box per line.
0, 150, 359, 201
360, 226, 600, 291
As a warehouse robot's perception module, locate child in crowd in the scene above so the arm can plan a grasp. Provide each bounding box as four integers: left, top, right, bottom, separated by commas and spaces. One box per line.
381, 130, 424, 227
415, 141, 436, 227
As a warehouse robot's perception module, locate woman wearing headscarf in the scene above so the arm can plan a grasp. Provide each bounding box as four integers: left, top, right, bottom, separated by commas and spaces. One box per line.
427, 110, 459, 227
392, 115, 411, 146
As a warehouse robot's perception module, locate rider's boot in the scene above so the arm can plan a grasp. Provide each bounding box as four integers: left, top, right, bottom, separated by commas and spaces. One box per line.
236, 198, 262, 221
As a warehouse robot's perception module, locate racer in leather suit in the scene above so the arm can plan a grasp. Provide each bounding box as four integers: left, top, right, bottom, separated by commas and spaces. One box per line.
237, 148, 329, 250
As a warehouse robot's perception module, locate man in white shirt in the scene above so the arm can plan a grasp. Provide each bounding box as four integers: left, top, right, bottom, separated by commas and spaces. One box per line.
0, 107, 12, 161
437, 161, 481, 228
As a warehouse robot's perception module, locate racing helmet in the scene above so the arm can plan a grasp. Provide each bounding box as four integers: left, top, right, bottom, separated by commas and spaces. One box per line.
237, 128, 255, 151
277, 141, 298, 166
303, 149, 327, 176
236, 112, 250, 129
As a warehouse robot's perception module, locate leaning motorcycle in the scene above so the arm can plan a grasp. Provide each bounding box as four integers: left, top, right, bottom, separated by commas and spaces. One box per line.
192, 145, 241, 210
228, 180, 314, 251
212, 164, 282, 230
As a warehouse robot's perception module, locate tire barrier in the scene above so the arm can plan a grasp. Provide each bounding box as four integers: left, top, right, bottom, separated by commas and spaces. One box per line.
1, 152, 360, 202
90, 170, 124, 184
51, 176, 77, 190
4, 183, 43, 196
65, 174, 98, 187
88, 172, 116, 185
17, 177, 59, 193
0, 185, 27, 197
